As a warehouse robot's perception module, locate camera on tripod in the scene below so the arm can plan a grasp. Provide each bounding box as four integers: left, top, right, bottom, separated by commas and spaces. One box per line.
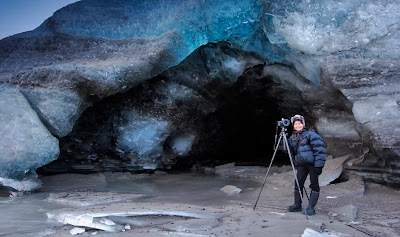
254, 117, 310, 218
277, 118, 290, 127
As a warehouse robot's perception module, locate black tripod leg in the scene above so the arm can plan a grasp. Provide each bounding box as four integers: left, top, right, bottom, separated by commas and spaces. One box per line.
253, 134, 283, 210
303, 187, 309, 201
283, 135, 309, 220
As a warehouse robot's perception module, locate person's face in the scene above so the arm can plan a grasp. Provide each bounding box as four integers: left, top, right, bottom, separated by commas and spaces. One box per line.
293, 121, 304, 131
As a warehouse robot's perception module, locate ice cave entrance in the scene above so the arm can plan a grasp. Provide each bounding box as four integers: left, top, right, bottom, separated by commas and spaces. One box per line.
195, 64, 311, 168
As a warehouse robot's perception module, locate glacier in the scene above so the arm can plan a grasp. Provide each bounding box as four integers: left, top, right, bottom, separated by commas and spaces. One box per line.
0, 87, 59, 189
0, 0, 399, 185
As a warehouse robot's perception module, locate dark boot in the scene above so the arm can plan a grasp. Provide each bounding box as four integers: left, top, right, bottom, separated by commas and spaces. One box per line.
288, 190, 302, 212
306, 191, 319, 215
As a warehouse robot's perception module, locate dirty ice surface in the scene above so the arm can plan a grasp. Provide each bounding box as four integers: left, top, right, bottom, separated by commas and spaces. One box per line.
0, 172, 259, 237
1, 169, 398, 236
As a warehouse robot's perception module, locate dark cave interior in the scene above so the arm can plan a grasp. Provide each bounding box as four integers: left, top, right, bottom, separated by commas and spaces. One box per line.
192, 72, 309, 168
38, 63, 314, 174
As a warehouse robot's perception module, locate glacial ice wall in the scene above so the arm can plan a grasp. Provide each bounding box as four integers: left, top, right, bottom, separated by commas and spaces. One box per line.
25, 0, 262, 64
269, 0, 400, 173
0, 87, 59, 183
7, 0, 398, 88
18, 0, 398, 84
1, 0, 399, 182
268, 0, 399, 55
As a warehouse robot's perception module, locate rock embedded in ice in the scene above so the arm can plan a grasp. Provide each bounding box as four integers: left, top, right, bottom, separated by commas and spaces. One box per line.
0, 87, 59, 181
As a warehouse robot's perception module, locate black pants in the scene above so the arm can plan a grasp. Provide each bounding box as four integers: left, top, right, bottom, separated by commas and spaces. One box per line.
294, 164, 320, 193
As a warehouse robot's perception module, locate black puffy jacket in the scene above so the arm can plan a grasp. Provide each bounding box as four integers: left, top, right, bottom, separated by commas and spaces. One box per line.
287, 129, 327, 168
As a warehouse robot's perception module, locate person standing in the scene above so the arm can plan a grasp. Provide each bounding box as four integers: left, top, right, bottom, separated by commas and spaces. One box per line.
284, 114, 327, 215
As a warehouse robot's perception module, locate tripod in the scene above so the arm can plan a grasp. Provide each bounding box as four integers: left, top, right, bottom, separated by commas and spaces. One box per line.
253, 125, 309, 219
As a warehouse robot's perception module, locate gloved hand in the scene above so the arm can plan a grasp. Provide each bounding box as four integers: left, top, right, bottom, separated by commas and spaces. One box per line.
315, 167, 323, 175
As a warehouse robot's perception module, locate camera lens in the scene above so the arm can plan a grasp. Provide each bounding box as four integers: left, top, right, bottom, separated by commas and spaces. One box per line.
283, 119, 290, 126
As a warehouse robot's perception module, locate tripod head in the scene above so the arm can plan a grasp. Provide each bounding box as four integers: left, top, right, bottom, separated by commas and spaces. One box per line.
274, 118, 290, 149
277, 118, 290, 128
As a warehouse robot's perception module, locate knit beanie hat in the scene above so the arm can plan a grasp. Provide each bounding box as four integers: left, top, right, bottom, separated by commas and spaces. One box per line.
291, 114, 305, 126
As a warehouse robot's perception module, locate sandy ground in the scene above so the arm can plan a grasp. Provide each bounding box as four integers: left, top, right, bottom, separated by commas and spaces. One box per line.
0, 168, 399, 237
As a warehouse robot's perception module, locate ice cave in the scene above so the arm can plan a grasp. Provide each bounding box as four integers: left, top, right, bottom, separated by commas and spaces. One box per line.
0, 0, 399, 236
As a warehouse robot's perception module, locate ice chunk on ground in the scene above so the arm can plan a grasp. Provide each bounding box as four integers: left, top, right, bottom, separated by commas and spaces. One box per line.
331, 205, 358, 222
47, 192, 144, 207
319, 155, 352, 186
302, 227, 351, 237
99, 218, 115, 226
326, 196, 338, 199
70, 227, 85, 235
0, 87, 59, 182
48, 210, 217, 233
220, 185, 241, 195
302, 228, 326, 237
269, 212, 285, 216
0, 176, 41, 192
